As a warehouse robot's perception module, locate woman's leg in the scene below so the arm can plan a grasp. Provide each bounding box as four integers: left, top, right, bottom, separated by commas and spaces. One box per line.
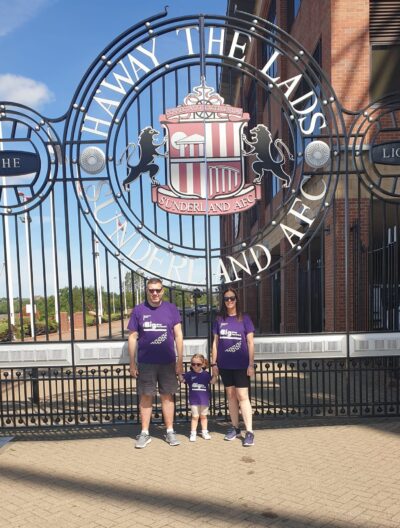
225, 386, 240, 428
236, 387, 253, 432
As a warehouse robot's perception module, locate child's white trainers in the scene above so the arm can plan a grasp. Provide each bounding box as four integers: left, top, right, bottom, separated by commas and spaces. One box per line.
189, 431, 197, 442
201, 430, 211, 440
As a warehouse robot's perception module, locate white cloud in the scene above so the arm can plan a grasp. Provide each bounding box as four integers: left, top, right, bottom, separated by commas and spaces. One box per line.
0, 73, 54, 108
0, 0, 50, 37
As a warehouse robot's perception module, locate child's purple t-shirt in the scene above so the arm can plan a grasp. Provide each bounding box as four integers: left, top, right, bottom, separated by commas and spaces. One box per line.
212, 314, 254, 369
184, 370, 212, 406
127, 301, 181, 364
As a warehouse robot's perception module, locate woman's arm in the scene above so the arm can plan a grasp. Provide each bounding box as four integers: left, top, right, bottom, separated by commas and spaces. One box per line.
247, 332, 255, 378
211, 334, 219, 377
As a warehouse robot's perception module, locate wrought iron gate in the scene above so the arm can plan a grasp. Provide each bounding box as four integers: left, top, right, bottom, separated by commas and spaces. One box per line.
0, 8, 399, 428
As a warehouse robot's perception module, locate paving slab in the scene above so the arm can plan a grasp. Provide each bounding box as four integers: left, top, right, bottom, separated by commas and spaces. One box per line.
0, 417, 399, 527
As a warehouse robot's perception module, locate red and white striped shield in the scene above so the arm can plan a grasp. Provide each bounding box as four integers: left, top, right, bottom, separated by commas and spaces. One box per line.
160, 80, 249, 201
165, 120, 246, 199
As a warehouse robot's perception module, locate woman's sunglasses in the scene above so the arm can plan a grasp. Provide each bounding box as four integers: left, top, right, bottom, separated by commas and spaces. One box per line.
224, 296, 236, 302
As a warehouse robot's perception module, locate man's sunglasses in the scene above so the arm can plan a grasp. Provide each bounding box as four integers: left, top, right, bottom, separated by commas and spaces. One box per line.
148, 288, 162, 294
224, 296, 236, 302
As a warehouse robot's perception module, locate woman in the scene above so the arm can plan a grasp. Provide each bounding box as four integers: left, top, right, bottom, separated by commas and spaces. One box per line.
211, 287, 255, 447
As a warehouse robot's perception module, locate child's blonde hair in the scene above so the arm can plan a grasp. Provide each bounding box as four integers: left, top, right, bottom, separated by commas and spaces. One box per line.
190, 353, 208, 368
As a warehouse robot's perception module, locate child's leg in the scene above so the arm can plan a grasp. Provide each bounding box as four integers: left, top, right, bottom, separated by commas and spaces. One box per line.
200, 414, 208, 431
191, 414, 199, 432
200, 407, 211, 439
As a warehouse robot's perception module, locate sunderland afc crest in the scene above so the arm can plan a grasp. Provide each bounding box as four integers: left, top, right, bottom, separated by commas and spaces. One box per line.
121, 78, 293, 216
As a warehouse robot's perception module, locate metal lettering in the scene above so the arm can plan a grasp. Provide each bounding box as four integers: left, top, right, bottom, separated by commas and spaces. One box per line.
299, 112, 327, 135
249, 244, 272, 273
226, 252, 251, 282
300, 176, 327, 201
93, 96, 121, 118
176, 26, 198, 55
290, 90, 319, 115
287, 198, 314, 225
259, 50, 281, 82
167, 254, 194, 283
207, 27, 225, 55
101, 59, 136, 95
81, 115, 111, 137
280, 223, 305, 247
276, 74, 303, 99
228, 31, 251, 61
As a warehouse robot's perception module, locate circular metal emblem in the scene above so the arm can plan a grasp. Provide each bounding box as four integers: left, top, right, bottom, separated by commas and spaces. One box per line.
79, 146, 106, 174
65, 13, 343, 288
304, 140, 331, 168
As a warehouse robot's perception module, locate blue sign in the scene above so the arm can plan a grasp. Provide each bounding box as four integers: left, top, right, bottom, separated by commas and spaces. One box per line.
372, 142, 400, 166
0, 150, 41, 177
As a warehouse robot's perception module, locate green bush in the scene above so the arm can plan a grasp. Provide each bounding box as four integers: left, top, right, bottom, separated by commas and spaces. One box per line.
85, 314, 96, 326
0, 321, 14, 342
14, 317, 58, 338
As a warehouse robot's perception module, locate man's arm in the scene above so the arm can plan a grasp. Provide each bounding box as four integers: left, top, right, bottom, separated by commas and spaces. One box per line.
128, 331, 139, 377
174, 323, 183, 378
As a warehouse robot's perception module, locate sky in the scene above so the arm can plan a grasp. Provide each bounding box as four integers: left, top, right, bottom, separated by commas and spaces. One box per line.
0, 0, 229, 299
0, 0, 227, 119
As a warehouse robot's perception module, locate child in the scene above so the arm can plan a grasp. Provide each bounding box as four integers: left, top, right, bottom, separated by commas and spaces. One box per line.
183, 354, 217, 441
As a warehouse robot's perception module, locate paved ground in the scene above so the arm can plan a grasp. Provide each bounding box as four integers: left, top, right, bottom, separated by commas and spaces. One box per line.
0, 417, 400, 528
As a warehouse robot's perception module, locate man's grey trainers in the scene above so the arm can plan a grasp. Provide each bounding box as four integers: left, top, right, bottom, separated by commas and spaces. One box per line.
243, 431, 255, 447
135, 432, 151, 449
224, 427, 241, 441
165, 431, 180, 446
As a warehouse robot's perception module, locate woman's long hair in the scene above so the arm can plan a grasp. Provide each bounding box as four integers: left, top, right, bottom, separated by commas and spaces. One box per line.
218, 286, 243, 321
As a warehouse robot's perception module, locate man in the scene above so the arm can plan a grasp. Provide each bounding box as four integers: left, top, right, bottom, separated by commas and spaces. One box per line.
128, 278, 183, 448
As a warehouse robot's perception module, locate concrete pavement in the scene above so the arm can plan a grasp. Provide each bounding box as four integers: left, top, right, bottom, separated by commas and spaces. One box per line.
0, 417, 400, 528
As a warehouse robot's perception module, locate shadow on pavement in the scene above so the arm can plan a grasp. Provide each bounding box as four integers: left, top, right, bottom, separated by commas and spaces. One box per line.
0, 459, 380, 528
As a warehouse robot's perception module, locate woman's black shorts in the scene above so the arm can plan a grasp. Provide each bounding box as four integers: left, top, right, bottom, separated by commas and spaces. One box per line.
219, 368, 249, 388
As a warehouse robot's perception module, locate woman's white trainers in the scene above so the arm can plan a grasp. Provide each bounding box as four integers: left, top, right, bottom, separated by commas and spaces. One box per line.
189, 431, 197, 442
201, 431, 211, 440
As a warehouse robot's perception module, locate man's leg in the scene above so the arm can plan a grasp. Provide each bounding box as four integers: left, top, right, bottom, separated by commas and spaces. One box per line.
140, 394, 153, 431
160, 393, 174, 430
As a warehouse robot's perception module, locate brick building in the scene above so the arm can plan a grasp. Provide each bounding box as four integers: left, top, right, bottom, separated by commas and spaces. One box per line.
220, 0, 400, 334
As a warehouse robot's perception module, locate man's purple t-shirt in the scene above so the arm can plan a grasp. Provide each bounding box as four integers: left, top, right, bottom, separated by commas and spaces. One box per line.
184, 370, 212, 406
213, 314, 255, 369
127, 301, 181, 364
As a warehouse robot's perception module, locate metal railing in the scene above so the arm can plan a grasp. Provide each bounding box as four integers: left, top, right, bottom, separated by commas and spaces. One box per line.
1, 357, 398, 429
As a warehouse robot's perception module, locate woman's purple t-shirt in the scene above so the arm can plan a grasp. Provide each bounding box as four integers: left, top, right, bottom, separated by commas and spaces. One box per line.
127, 301, 181, 364
213, 314, 254, 369
184, 370, 212, 406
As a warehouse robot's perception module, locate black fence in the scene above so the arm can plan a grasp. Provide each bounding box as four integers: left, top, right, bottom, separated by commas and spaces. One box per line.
1, 357, 398, 429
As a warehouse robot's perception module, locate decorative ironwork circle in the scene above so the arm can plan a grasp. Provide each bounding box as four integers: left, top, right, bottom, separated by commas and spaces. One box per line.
350, 95, 400, 201
0, 103, 59, 215
64, 12, 344, 288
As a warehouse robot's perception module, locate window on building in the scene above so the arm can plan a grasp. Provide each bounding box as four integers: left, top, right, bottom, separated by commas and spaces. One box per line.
370, 45, 400, 100
292, 39, 323, 152
262, 0, 277, 81
370, 0, 400, 100
288, 0, 302, 29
